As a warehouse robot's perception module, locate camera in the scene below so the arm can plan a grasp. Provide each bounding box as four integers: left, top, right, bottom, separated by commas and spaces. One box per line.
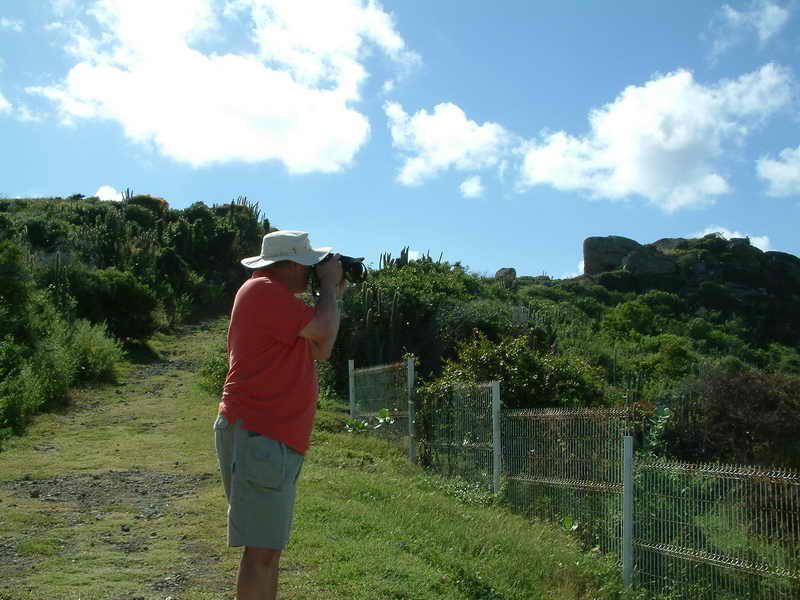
314, 253, 368, 285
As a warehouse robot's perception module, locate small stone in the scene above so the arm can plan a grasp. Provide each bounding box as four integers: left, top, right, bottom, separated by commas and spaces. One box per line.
121, 524, 130, 532
29, 490, 40, 499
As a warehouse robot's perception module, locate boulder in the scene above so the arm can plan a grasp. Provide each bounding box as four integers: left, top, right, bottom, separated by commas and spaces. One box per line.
652, 237, 689, 253
622, 247, 678, 276
727, 237, 751, 250
764, 251, 800, 294
583, 236, 641, 276
495, 267, 517, 282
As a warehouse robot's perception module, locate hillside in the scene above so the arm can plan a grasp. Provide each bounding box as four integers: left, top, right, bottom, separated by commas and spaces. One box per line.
0, 317, 636, 600
332, 237, 800, 469
2, 194, 799, 469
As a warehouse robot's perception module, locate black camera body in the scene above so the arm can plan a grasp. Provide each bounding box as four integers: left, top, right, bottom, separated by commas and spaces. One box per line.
314, 254, 368, 285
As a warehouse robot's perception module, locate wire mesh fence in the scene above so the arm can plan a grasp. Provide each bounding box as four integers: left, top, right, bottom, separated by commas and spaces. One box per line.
634, 460, 800, 599
349, 360, 412, 440
502, 407, 635, 557
346, 358, 800, 597
419, 383, 497, 490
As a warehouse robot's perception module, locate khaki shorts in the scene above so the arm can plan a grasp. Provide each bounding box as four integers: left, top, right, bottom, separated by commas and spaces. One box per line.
213, 414, 304, 550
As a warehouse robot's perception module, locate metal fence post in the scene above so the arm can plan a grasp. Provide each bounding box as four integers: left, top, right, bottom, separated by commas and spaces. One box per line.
623, 435, 633, 587
407, 357, 416, 463
491, 381, 502, 494
348, 359, 355, 419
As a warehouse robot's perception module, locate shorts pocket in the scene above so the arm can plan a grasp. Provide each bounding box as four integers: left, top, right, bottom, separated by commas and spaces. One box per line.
213, 414, 229, 431
243, 432, 286, 490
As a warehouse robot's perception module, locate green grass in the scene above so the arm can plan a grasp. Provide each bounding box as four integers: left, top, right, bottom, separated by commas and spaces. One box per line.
0, 316, 646, 600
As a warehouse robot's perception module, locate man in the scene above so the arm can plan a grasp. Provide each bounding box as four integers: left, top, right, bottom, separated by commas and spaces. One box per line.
213, 230, 345, 600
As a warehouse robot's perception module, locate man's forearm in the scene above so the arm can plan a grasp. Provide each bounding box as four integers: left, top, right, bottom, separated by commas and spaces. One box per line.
312, 282, 340, 360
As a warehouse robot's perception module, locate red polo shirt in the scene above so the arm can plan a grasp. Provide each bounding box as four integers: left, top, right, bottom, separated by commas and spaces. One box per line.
219, 272, 317, 454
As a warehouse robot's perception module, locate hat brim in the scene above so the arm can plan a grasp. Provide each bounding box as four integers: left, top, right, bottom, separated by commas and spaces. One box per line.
240, 247, 332, 269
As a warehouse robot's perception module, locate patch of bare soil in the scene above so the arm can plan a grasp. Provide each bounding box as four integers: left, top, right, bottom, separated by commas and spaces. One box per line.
1, 469, 211, 510
0, 469, 219, 591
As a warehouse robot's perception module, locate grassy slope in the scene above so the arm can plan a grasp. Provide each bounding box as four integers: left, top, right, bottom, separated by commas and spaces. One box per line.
0, 317, 639, 600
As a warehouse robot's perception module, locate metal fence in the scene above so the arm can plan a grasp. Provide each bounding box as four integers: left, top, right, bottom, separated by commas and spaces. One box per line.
418, 382, 501, 492
346, 362, 800, 598
348, 359, 416, 460
503, 408, 634, 557
634, 460, 800, 599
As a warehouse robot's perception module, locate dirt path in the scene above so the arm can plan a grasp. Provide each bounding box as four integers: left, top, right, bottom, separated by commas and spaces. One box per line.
0, 317, 233, 600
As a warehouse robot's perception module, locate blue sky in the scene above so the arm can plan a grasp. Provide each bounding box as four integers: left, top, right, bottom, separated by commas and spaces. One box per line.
2, 1, 800, 278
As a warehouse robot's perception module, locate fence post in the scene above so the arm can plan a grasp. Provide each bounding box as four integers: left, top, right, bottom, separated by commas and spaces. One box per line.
348, 359, 355, 419
623, 435, 633, 587
407, 357, 416, 463
491, 381, 502, 494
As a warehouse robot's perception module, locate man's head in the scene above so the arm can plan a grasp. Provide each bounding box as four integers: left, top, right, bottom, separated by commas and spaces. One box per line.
241, 230, 332, 293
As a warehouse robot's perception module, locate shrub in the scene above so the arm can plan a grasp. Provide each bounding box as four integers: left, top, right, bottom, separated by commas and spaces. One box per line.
436, 299, 514, 354
596, 269, 638, 292
665, 366, 800, 468
127, 194, 169, 215
638, 334, 699, 380
440, 332, 607, 409
64, 264, 159, 340
68, 319, 124, 382
199, 347, 228, 396
0, 241, 33, 342
601, 300, 657, 337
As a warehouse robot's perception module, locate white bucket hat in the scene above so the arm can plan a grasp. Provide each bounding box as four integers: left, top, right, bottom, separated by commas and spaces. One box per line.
240, 230, 332, 269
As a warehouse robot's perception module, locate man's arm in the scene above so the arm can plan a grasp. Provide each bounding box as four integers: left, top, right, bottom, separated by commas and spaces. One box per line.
298, 256, 344, 360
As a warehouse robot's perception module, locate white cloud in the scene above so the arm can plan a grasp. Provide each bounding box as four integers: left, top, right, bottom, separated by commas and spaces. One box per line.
95, 185, 123, 201
0, 92, 44, 122
691, 226, 771, 251
385, 101, 511, 185
30, 0, 416, 172
757, 145, 800, 197
51, 0, 79, 17
708, 1, 790, 60
15, 104, 44, 122
561, 260, 585, 280
459, 175, 484, 198
0, 91, 11, 114
519, 64, 792, 213
407, 249, 422, 261
0, 18, 24, 32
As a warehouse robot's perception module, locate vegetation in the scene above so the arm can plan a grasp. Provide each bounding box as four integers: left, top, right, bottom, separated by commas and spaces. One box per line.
0, 193, 266, 443
331, 241, 800, 469
5, 192, 800, 597
0, 317, 643, 600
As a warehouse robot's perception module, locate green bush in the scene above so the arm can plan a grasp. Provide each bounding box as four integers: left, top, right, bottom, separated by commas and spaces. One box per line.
68, 319, 124, 382
64, 264, 159, 340
665, 366, 800, 467
439, 332, 607, 409
199, 347, 228, 397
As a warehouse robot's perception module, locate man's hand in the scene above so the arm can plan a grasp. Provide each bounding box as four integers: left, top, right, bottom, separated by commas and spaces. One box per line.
334, 257, 363, 298
299, 254, 348, 360
314, 254, 343, 289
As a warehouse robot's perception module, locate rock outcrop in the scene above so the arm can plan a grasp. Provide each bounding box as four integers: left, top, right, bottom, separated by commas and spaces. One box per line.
495, 267, 517, 282
583, 233, 800, 299
583, 236, 640, 276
